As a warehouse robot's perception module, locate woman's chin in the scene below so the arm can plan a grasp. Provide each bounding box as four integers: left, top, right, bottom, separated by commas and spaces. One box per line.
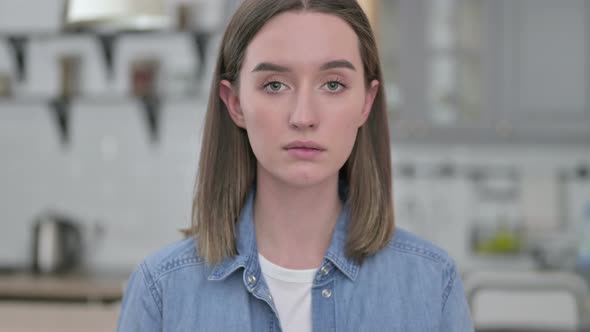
278, 170, 336, 188
258, 162, 338, 188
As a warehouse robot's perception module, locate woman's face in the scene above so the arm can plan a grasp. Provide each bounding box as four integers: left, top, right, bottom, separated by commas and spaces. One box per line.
221, 11, 379, 187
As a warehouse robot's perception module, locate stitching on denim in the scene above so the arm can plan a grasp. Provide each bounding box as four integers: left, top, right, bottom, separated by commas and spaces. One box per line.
387, 241, 447, 263
157, 257, 204, 277
441, 262, 456, 313
155, 262, 208, 282
141, 262, 163, 315
240, 235, 258, 282
332, 278, 338, 331
153, 243, 204, 278
208, 250, 252, 280
268, 313, 275, 332
325, 252, 358, 280
157, 239, 195, 262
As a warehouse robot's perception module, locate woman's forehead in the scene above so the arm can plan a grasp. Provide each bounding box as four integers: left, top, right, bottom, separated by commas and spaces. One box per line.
242, 11, 362, 72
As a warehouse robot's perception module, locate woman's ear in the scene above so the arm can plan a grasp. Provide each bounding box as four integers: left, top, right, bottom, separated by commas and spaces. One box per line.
220, 80, 246, 129
358, 79, 379, 127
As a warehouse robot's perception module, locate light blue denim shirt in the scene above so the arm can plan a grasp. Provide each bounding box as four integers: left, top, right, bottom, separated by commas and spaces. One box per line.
118, 188, 474, 331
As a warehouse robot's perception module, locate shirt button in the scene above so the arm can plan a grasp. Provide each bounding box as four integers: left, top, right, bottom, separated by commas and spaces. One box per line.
322, 289, 332, 298
247, 275, 256, 284
320, 266, 329, 276
268, 294, 273, 301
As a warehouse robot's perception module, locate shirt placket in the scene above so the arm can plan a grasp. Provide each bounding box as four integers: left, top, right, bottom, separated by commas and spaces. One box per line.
244, 264, 282, 331
312, 261, 337, 332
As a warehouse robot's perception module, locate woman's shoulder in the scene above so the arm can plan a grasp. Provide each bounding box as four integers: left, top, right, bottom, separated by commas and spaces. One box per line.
367, 227, 463, 304
379, 227, 458, 270
118, 238, 208, 329
138, 237, 205, 281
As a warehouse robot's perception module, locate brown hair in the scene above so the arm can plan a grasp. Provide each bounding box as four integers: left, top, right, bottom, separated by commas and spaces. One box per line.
190, 0, 394, 264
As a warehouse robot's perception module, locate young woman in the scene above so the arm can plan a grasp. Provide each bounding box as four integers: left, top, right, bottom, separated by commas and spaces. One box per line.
118, 0, 474, 331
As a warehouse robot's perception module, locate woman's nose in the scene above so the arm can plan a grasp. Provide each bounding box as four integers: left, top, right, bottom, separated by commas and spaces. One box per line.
288, 91, 319, 129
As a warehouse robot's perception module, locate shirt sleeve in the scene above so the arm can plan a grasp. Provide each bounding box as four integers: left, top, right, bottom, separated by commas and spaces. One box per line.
440, 262, 475, 332
117, 262, 163, 332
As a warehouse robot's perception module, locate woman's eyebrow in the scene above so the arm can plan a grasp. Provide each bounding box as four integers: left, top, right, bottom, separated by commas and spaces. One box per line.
319, 60, 356, 71
251, 60, 356, 73
252, 62, 290, 72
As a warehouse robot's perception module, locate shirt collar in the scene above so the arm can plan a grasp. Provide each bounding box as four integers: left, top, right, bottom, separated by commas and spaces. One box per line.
208, 181, 360, 282
323, 202, 360, 281
207, 190, 256, 281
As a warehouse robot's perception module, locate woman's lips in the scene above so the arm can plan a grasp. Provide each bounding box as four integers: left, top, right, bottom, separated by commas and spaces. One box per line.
283, 140, 326, 159
286, 147, 324, 159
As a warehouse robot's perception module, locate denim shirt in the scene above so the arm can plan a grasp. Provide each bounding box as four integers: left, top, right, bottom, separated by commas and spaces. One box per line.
118, 189, 474, 331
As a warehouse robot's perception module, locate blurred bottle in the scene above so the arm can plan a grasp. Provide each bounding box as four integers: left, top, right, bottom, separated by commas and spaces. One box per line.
176, 3, 194, 31
131, 58, 159, 97
571, 165, 590, 282
59, 55, 81, 98
578, 203, 590, 267
0, 73, 11, 97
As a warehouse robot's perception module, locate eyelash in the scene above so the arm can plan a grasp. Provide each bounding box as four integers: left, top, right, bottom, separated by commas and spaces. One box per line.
262, 80, 287, 94
324, 79, 347, 92
262, 79, 347, 94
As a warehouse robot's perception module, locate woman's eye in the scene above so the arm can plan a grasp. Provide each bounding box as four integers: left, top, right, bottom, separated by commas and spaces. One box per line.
264, 81, 285, 93
324, 81, 345, 92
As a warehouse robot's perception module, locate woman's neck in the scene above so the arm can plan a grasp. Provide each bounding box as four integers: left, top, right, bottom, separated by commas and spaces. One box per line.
253, 167, 343, 270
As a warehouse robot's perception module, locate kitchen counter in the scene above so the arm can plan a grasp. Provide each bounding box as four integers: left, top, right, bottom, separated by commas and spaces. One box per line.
0, 272, 128, 332
0, 271, 128, 303
0, 302, 121, 332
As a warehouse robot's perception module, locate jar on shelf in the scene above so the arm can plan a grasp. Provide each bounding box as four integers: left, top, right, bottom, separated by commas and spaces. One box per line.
0, 73, 11, 97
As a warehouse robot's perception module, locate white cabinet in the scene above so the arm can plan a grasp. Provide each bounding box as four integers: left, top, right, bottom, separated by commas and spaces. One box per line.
496, 0, 589, 140
386, 0, 590, 144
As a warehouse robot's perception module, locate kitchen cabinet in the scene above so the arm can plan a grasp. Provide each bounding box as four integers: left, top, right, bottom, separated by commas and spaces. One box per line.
385, 0, 590, 144
495, 0, 590, 142
0, 0, 63, 34
386, 0, 491, 142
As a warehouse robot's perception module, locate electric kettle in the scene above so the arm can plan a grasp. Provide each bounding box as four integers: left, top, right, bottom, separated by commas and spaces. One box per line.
31, 211, 83, 274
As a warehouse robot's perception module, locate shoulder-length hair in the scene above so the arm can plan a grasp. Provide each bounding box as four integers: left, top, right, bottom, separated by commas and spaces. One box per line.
190, 0, 394, 264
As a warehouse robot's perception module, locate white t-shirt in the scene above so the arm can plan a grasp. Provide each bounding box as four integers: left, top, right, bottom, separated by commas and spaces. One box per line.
258, 254, 317, 332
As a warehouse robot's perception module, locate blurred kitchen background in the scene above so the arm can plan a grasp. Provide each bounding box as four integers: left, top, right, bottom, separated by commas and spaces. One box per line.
0, 0, 589, 331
